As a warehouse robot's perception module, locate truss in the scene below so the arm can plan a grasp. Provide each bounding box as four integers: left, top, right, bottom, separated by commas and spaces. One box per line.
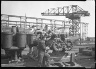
41, 5, 90, 37
1, 14, 88, 38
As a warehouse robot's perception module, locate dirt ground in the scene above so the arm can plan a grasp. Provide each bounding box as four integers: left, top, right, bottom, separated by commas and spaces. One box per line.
1, 42, 95, 67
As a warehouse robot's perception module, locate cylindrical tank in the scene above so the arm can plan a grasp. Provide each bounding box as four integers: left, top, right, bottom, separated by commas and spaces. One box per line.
1, 32, 13, 49
16, 32, 26, 48
11, 26, 17, 34
26, 34, 34, 46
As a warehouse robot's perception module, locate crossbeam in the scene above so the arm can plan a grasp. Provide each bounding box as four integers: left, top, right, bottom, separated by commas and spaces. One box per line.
1, 14, 88, 39
41, 5, 90, 17
1, 14, 65, 22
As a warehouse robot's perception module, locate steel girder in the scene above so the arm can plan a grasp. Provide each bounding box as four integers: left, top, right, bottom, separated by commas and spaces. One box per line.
41, 5, 90, 38
1, 14, 88, 39
69, 19, 80, 36
41, 5, 90, 17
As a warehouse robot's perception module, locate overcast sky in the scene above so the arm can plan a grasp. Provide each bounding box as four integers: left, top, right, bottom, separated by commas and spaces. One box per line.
1, 1, 95, 37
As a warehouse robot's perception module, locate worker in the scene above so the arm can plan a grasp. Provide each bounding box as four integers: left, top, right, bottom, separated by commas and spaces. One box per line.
37, 31, 50, 67
50, 33, 56, 40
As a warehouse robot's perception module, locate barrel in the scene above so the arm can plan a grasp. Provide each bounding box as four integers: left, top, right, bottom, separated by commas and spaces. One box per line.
16, 32, 26, 48
1, 32, 13, 49
26, 34, 35, 46
27, 34, 32, 45
11, 26, 17, 34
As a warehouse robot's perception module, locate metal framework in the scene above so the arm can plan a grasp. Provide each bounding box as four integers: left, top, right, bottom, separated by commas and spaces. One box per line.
1, 13, 88, 38
82, 23, 88, 39
1, 14, 65, 31
41, 5, 90, 38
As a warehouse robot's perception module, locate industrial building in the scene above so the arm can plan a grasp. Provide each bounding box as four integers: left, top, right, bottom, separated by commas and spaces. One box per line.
1, 2, 95, 68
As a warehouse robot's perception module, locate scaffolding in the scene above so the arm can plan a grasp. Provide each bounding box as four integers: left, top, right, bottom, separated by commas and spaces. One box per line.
41, 5, 90, 40
1, 14, 88, 39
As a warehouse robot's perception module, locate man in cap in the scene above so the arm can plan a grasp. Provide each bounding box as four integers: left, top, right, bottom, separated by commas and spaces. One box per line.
36, 31, 50, 67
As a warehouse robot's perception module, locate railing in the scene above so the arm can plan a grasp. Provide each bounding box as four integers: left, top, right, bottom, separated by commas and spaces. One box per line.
1, 14, 88, 39
1, 14, 66, 30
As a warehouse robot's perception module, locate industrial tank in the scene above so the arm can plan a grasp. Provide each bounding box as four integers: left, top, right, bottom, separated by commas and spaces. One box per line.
1, 32, 13, 49
16, 32, 26, 48
26, 34, 34, 46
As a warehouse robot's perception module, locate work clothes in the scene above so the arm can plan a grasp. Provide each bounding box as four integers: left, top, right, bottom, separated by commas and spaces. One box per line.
37, 40, 46, 51
37, 39, 50, 67
38, 51, 50, 67
50, 34, 56, 40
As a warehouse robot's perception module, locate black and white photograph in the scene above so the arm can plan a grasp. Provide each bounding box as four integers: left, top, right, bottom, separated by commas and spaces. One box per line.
1, 0, 95, 68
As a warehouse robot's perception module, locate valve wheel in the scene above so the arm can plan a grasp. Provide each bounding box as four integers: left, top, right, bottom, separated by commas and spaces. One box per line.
65, 41, 73, 51
52, 41, 63, 52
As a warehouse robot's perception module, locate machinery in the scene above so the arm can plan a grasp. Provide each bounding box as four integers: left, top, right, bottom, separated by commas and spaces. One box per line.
1, 5, 90, 65
41, 5, 90, 44
1, 2, 93, 67
79, 47, 95, 57
1, 26, 27, 63
45, 33, 73, 52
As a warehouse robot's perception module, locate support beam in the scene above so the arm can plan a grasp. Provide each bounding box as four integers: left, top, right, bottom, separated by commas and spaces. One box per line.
1, 14, 88, 39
